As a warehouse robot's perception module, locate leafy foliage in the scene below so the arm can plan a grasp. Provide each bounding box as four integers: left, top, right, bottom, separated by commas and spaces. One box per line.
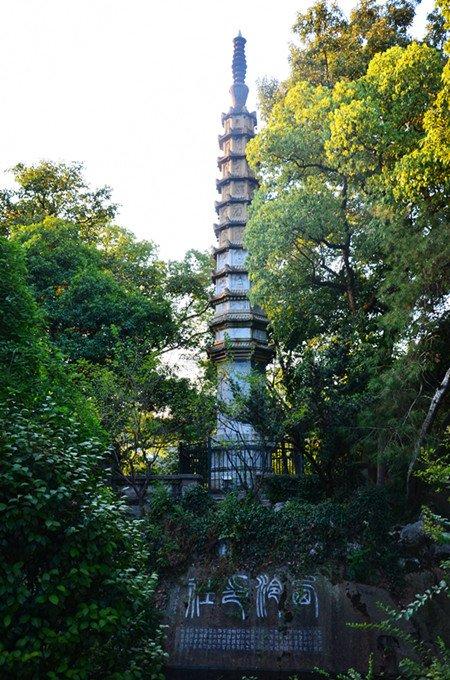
0, 161, 116, 238
0, 401, 166, 679
2, 161, 214, 496
0, 239, 165, 677
0, 238, 46, 400
348, 569, 450, 679
257, 0, 422, 118
144, 484, 401, 584
246, 38, 449, 494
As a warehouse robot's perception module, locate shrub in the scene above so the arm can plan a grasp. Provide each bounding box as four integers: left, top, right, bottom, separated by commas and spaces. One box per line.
345, 486, 401, 583
0, 400, 166, 679
264, 474, 325, 504
180, 484, 214, 515
346, 485, 394, 543
147, 482, 173, 520
144, 483, 402, 584
211, 492, 277, 562
278, 500, 348, 565
145, 485, 211, 573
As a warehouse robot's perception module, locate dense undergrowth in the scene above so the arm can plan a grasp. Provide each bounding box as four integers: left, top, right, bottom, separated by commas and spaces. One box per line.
144, 481, 421, 587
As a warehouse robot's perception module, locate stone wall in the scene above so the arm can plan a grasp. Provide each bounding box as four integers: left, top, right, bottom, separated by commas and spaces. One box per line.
120, 474, 201, 515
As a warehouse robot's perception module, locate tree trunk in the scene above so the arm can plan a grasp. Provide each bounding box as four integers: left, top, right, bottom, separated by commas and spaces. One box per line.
376, 460, 386, 486
406, 366, 450, 497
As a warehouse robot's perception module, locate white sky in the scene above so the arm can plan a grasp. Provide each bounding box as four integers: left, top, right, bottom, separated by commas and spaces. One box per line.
0, 0, 434, 260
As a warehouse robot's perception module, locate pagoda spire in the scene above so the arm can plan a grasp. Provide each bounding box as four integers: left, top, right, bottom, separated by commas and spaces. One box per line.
230, 33, 249, 111
208, 36, 272, 493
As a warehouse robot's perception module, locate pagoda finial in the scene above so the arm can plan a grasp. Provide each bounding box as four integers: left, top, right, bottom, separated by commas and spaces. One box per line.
230, 33, 249, 111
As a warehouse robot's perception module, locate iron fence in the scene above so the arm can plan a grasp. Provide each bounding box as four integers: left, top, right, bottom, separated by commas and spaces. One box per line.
271, 439, 303, 476
178, 437, 301, 492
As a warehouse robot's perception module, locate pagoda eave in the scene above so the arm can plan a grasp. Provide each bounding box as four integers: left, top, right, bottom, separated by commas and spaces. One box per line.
217, 152, 246, 169
218, 131, 255, 149
212, 265, 247, 281
208, 340, 274, 364
212, 241, 244, 255
213, 221, 246, 236
215, 197, 250, 212
210, 289, 250, 305
222, 110, 257, 126
216, 175, 258, 191
209, 313, 269, 330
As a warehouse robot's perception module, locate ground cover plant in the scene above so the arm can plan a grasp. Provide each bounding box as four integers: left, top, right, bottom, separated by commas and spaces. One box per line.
144, 483, 408, 587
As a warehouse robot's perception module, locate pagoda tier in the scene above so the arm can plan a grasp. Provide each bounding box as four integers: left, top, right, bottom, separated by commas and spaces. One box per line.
209, 102, 272, 367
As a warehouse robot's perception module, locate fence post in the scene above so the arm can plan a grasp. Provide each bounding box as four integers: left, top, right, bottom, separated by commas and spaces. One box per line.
207, 437, 212, 491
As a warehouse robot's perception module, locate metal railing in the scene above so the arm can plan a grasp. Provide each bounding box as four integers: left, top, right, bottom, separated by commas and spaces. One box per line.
178, 437, 302, 492
209, 442, 271, 492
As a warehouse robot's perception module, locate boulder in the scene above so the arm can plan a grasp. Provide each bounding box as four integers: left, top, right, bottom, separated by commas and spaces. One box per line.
162, 567, 449, 678
399, 519, 426, 546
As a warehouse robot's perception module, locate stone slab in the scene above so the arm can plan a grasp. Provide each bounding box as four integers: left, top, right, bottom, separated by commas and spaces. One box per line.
162, 567, 416, 676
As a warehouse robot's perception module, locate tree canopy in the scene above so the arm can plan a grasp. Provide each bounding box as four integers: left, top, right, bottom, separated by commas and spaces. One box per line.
3, 161, 215, 481
246, 29, 449, 491
0, 237, 166, 678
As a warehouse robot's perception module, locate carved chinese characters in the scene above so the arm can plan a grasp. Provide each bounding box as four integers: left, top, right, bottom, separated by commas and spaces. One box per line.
256, 574, 283, 618
174, 627, 323, 654
221, 574, 250, 620
185, 578, 215, 619
292, 576, 319, 619
184, 573, 319, 622
170, 572, 324, 664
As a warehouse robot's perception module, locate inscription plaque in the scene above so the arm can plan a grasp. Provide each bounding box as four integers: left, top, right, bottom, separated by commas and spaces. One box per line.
165, 571, 329, 673
175, 626, 323, 653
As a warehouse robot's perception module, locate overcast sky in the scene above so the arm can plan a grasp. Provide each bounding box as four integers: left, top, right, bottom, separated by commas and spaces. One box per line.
0, 0, 434, 260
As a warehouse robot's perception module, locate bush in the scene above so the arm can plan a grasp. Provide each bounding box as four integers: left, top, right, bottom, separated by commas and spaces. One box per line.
147, 482, 173, 520
264, 474, 325, 504
277, 500, 348, 566
143, 482, 402, 584
345, 486, 401, 583
0, 400, 166, 679
346, 485, 395, 542
180, 484, 214, 515
145, 484, 212, 573
211, 492, 277, 562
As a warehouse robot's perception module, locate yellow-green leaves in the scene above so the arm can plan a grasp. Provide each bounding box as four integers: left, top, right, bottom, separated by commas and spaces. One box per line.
246, 33, 448, 491
327, 43, 444, 180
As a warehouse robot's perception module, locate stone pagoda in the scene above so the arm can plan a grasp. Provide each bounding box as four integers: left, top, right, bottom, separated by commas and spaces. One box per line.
209, 34, 272, 491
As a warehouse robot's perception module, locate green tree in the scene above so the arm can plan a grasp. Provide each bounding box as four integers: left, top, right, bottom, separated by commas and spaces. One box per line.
290, 0, 418, 86
0, 161, 116, 238
257, 0, 422, 120
87, 338, 215, 510
10, 216, 174, 364
246, 40, 449, 493
3, 161, 212, 366
0, 238, 46, 400
0, 238, 165, 678
2, 161, 214, 481
0, 237, 100, 434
